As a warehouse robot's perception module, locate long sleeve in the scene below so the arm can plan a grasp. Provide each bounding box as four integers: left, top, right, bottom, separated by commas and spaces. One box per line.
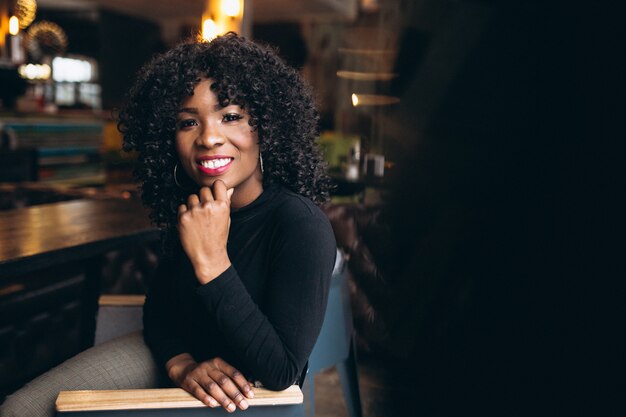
142, 252, 188, 367
196, 210, 336, 390
141, 186, 336, 390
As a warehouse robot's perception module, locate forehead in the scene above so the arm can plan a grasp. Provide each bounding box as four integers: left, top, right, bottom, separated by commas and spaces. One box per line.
181, 77, 245, 109
184, 79, 216, 102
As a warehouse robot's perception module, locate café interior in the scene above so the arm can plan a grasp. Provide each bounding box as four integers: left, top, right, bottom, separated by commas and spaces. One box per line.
0, 0, 620, 416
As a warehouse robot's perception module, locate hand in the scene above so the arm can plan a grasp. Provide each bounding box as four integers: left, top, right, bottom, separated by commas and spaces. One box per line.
166, 354, 254, 412
178, 180, 234, 284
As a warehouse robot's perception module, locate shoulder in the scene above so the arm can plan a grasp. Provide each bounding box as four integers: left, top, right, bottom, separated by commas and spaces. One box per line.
268, 187, 337, 270
266, 187, 335, 245
271, 187, 331, 226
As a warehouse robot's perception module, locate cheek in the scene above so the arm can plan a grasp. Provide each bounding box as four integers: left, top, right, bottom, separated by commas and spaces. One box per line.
175, 137, 195, 173
245, 132, 260, 154
231, 130, 259, 157
245, 144, 260, 163
175, 136, 190, 159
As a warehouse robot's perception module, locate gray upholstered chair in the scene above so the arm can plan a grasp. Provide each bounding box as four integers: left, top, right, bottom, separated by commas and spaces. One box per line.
303, 251, 362, 417
71, 250, 362, 417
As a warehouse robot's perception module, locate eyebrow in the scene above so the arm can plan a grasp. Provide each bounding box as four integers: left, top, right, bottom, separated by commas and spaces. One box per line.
177, 103, 235, 114
177, 107, 198, 114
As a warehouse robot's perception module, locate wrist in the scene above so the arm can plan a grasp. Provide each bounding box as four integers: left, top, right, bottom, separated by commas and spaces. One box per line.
166, 353, 196, 383
194, 255, 231, 284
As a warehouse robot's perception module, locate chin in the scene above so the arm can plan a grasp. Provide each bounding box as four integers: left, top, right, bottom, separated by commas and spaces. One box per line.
199, 177, 228, 189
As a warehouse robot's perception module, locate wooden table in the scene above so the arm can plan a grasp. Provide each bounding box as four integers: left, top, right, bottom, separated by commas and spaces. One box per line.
0, 198, 158, 277
0, 198, 159, 399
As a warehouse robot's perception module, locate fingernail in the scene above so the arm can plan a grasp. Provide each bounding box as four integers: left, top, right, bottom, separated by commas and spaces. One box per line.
247, 389, 254, 398
240, 399, 249, 409
209, 399, 218, 407
228, 403, 236, 412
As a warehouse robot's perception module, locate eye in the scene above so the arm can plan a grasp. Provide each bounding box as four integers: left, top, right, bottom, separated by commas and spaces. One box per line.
177, 119, 198, 130
223, 113, 243, 123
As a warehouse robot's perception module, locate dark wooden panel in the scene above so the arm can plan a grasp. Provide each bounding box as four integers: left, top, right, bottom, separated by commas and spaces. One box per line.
0, 198, 160, 401
0, 267, 86, 397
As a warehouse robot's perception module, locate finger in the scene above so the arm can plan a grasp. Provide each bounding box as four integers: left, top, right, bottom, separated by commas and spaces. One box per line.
217, 361, 253, 399
227, 188, 234, 201
207, 370, 249, 411
186, 194, 200, 208
206, 395, 219, 408
178, 203, 188, 215
201, 378, 237, 413
199, 186, 214, 204
189, 383, 219, 408
212, 180, 229, 202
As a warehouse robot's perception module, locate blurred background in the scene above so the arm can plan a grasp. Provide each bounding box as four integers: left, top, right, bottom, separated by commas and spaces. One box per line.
0, 0, 623, 415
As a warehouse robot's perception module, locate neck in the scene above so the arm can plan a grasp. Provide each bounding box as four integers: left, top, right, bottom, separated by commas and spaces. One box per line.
230, 182, 264, 209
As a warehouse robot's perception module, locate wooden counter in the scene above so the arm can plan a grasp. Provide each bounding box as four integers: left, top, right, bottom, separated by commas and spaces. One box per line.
0, 198, 158, 277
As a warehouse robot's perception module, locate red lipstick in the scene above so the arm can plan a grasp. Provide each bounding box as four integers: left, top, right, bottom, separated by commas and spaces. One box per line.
197, 155, 233, 176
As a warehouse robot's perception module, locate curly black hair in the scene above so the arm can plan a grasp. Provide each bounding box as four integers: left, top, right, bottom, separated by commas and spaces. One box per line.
118, 33, 332, 243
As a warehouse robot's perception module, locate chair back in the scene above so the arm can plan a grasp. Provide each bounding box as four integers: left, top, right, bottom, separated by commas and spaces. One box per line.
308, 251, 353, 373
94, 295, 145, 345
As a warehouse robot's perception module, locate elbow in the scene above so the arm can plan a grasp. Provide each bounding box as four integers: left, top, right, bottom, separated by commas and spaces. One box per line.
262, 379, 297, 392
256, 360, 303, 391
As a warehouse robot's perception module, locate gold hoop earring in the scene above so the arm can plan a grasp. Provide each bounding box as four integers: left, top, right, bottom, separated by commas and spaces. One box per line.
259, 153, 264, 174
173, 163, 183, 188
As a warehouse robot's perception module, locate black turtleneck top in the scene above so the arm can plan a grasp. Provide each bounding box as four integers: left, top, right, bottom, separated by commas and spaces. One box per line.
143, 185, 336, 390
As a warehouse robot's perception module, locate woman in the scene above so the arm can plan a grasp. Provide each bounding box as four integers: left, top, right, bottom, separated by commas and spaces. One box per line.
120, 32, 337, 412
0, 33, 335, 416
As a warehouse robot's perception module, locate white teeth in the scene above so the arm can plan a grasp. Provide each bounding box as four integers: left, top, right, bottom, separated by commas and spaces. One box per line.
201, 158, 231, 169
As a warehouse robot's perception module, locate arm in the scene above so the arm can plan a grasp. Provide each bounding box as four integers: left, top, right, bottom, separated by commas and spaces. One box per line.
170, 183, 335, 394
142, 252, 188, 366
195, 207, 336, 390
143, 251, 254, 412
145, 182, 253, 412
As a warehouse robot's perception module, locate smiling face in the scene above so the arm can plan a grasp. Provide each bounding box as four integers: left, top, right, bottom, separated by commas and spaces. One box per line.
175, 79, 263, 208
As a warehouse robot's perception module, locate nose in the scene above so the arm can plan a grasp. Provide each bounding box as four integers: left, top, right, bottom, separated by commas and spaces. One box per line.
196, 123, 224, 148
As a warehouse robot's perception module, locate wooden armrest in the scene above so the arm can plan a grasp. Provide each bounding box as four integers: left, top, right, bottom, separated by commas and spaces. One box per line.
56, 386, 303, 412
98, 294, 146, 307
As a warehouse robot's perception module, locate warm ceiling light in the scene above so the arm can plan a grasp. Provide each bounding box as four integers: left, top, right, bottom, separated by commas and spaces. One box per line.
9, 16, 20, 35
202, 18, 218, 41
18, 63, 51, 80
351, 94, 399, 107
15, 0, 37, 30
337, 71, 397, 81
25, 21, 68, 55
351, 94, 359, 107
338, 48, 394, 55
360, 0, 380, 12
221, 0, 242, 18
